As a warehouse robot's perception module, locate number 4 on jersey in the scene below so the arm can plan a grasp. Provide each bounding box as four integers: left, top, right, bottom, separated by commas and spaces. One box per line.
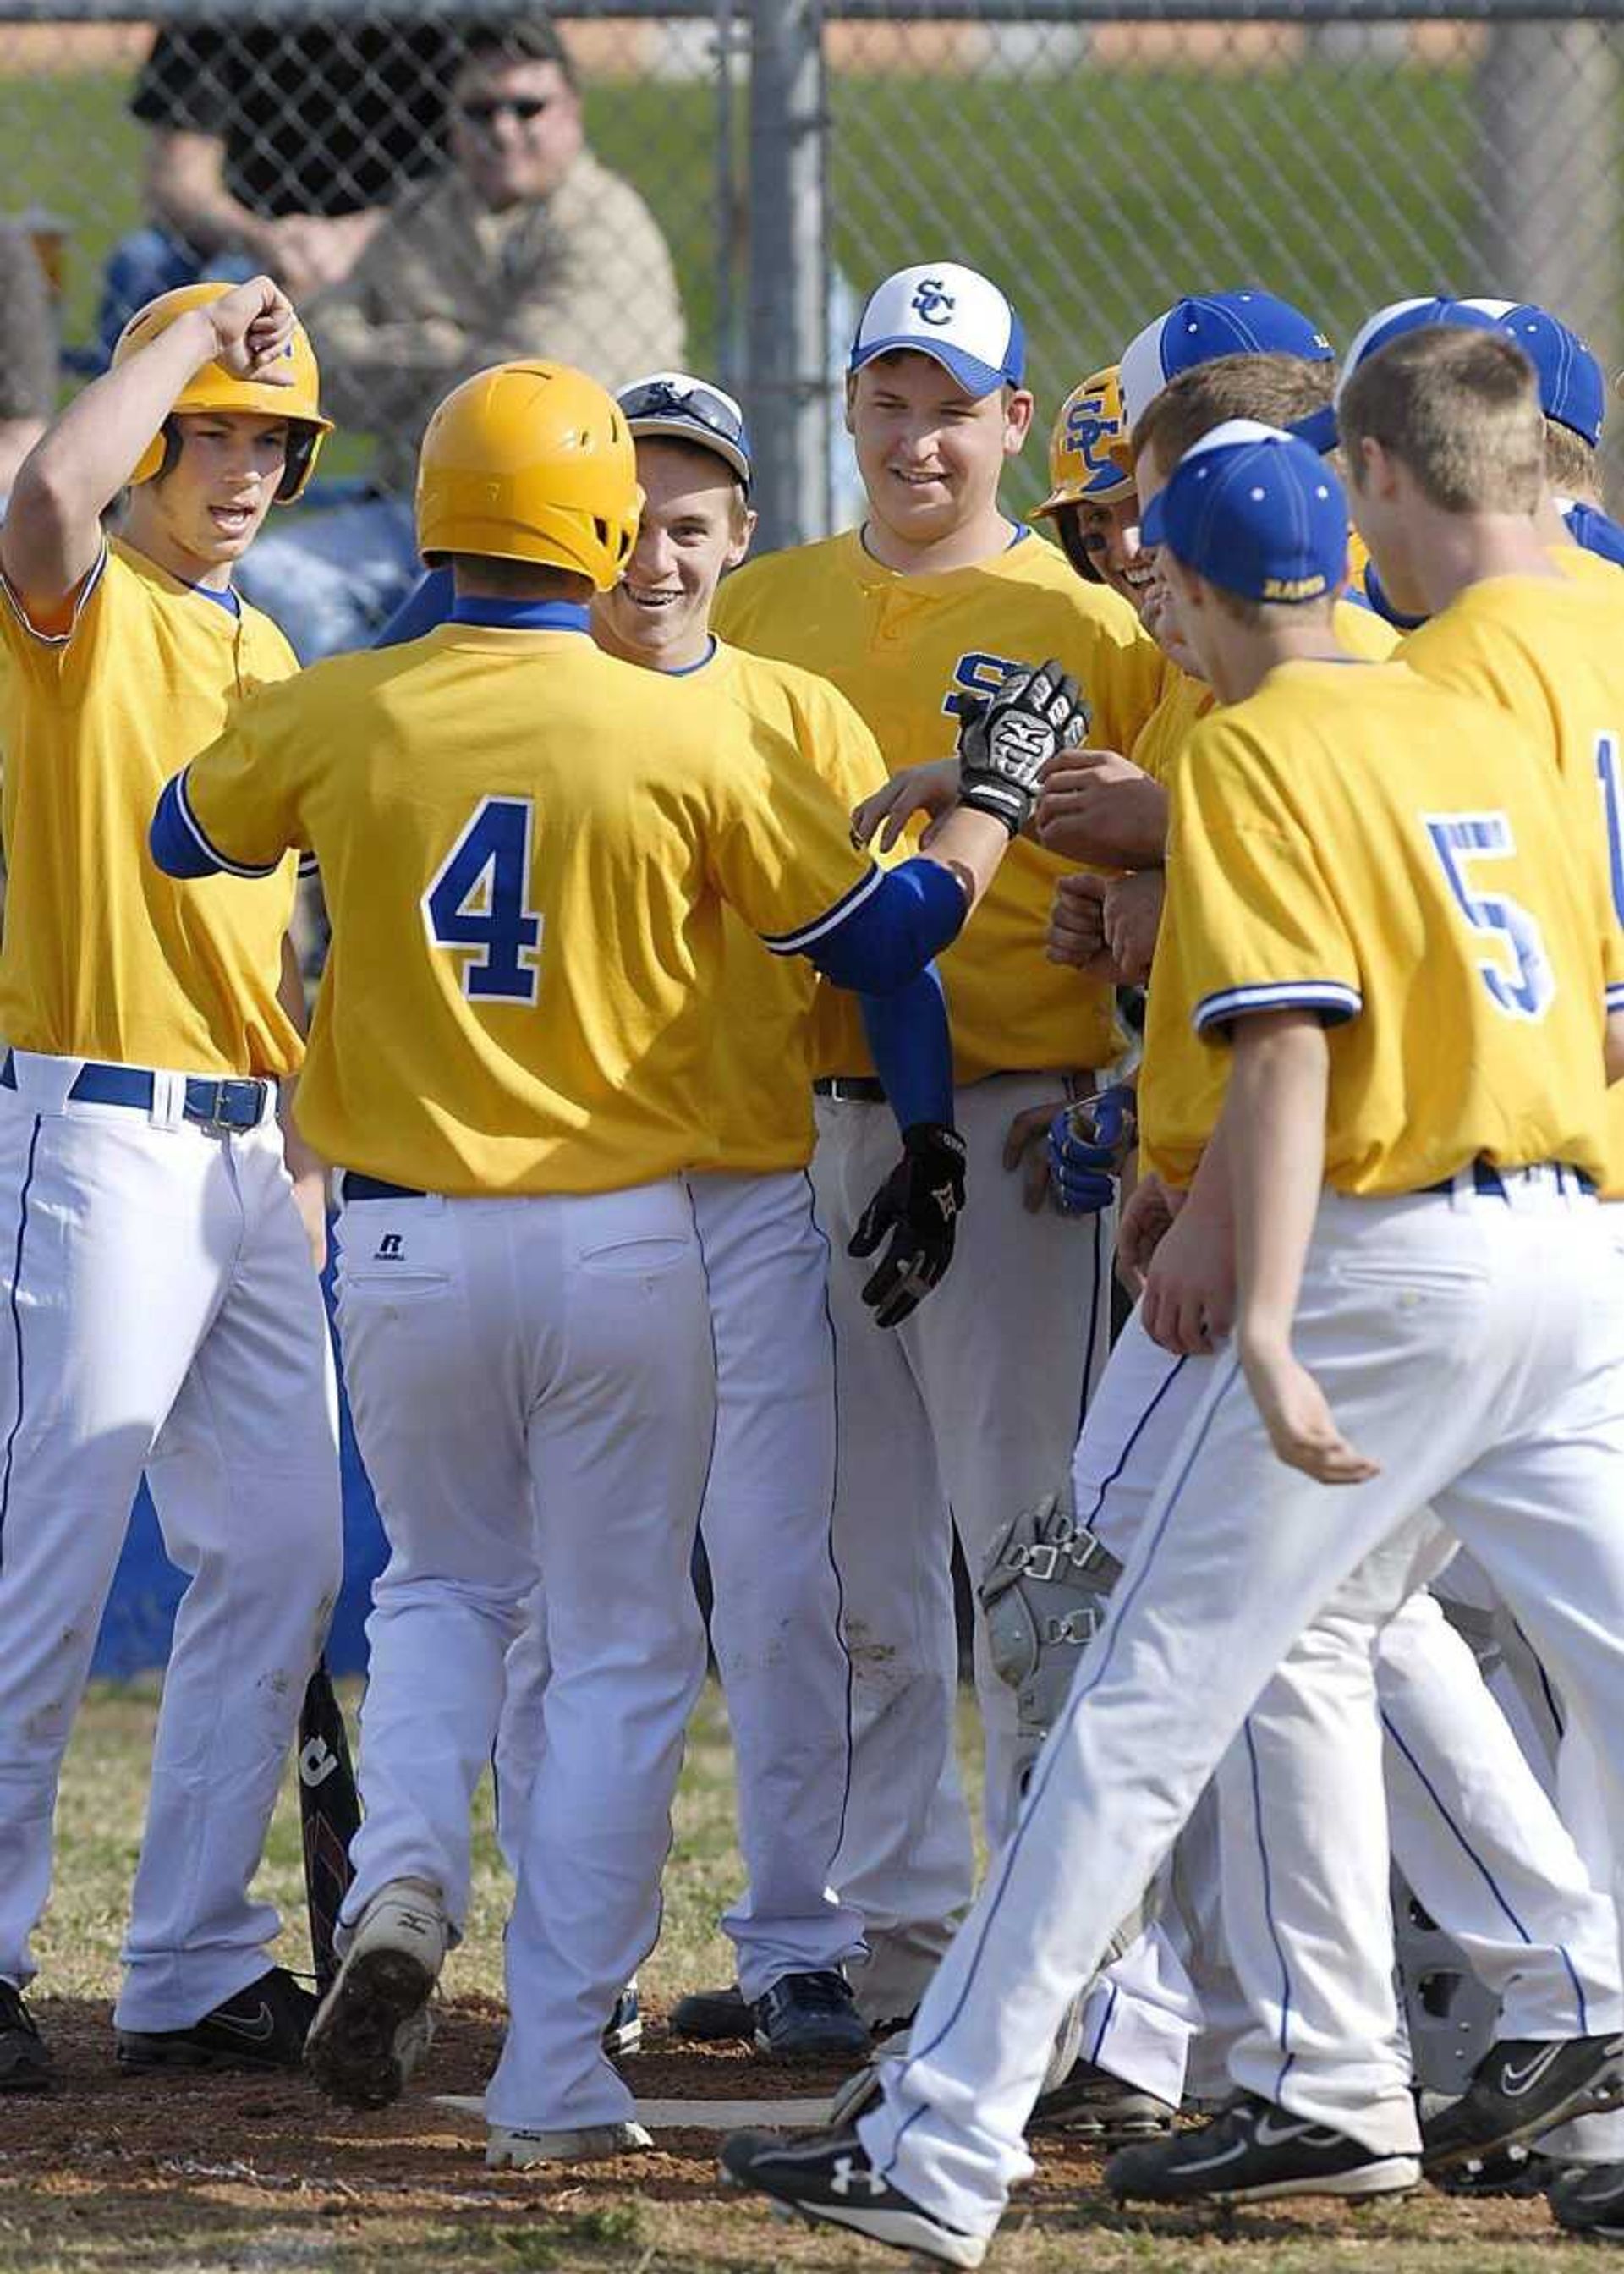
423, 796, 544, 1003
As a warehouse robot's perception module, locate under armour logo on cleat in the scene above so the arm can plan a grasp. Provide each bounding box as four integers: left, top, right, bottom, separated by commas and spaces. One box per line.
829, 2155, 886, 2199
375, 1233, 404, 1261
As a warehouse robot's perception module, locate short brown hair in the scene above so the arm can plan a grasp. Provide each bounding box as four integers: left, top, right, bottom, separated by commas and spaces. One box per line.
1544, 416, 1600, 505
1337, 327, 1544, 514
1128, 353, 1334, 481
459, 15, 579, 91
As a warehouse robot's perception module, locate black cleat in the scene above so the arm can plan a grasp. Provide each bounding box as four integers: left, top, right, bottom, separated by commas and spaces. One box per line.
720, 2126, 986, 2266
116, 1965, 315, 2074
604, 1983, 642, 2057
669, 1981, 753, 2041
753, 1970, 872, 2062
1107, 2092, 1422, 2205
1030, 2057, 1177, 2142
1434, 2143, 1554, 2198
0, 1980, 52, 2093
1550, 2158, 1624, 2238
1421, 2034, 1624, 2172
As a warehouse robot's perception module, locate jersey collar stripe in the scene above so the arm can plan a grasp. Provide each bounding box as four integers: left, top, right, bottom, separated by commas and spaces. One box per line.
1193, 980, 1363, 1034
175, 767, 281, 880
0, 542, 109, 651
1608, 983, 1624, 1011
758, 860, 885, 957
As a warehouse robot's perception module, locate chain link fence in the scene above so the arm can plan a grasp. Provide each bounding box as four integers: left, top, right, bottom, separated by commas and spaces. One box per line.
3, 0, 1622, 547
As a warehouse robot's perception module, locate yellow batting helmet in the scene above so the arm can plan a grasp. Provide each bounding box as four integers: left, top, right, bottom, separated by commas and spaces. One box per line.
114, 281, 332, 503
1034, 365, 1133, 518
416, 362, 641, 590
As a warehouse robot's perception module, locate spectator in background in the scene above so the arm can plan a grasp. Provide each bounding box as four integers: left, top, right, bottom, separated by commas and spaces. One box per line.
0, 226, 58, 506
238, 16, 683, 657
95, 11, 469, 361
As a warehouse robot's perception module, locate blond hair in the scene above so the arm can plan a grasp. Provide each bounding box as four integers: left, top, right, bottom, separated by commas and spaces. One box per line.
1128, 353, 1333, 480
1337, 327, 1544, 514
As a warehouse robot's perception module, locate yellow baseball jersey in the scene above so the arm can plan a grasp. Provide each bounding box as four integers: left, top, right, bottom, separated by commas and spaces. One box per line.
1144, 659, 1618, 1195
1554, 541, 1624, 591
686, 640, 889, 1172
1400, 569, 1624, 1189
1133, 611, 1395, 1174
714, 525, 1166, 1082
177, 619, 886, 1195
0, 538, 304, 1078
1124, 596, 1393, 794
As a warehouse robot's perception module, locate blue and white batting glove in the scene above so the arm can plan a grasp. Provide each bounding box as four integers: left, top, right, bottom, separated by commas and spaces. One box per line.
1047, 1084, 1136, 1216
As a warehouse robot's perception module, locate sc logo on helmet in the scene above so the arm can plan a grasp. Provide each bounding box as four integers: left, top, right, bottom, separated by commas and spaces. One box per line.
1064, 390, 1122, 481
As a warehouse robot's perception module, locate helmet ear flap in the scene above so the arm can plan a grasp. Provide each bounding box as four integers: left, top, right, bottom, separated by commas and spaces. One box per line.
276, 424, 324, 504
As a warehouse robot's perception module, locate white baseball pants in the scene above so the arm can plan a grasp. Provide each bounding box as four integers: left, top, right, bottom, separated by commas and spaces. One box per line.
813, 1074, 1115, 2024
493, 1168, 864, 2000
0, 1052, 342, 2028
1070, 1291, 1624, 2123
333, 1178, 715, 2134
860, 1178, 1624, 2240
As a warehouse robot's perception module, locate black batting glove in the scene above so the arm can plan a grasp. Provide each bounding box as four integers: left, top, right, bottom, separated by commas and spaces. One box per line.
848, 1122, 968, 1329
955, 659, 1090, 836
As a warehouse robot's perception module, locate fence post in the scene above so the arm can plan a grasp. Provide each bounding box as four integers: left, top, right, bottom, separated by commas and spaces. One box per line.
1475, 20, 1621, 383
747, 0, 830, 547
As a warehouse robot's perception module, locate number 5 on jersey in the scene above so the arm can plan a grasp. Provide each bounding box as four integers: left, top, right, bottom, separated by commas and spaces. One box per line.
423, 795, 544, 1003
1424, 811, 1555, 1021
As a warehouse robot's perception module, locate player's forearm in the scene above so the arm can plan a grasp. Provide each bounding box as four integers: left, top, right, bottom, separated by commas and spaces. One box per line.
918, 805, 1015, 913
860, 963, 954, 1132
2, 305, 221, 601
1225, 1013, 1330, 1358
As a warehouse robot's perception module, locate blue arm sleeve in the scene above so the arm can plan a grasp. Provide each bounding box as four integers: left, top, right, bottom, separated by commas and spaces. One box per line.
861, 964, 953, 1131
151, 772, 225, 877
800, 857, 968, 993
374, 566, 455, 649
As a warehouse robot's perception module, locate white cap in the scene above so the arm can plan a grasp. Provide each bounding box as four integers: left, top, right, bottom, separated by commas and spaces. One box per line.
848, 262, 1025, 399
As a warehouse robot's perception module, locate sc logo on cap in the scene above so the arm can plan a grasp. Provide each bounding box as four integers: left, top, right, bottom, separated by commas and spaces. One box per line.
1064, 389, 1122, 479
912, 277, 956, 327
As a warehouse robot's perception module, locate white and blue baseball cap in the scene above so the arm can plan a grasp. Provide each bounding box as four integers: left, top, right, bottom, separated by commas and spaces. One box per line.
848, 261, 1026, 399
1116, 291, 1334, 442
1292, 296, 1501, 452
617, 371, 754, 490
1461, 300, 1605, 447
1141, 420, 1347, 604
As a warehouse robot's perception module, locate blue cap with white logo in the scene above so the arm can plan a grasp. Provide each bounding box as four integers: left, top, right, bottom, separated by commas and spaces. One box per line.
1462, 299, 1605, 447
1292, 296, 1501, 453
849, 261, 1026, 399
1117, 291, 1334, 438
1141, 420, 1348, 604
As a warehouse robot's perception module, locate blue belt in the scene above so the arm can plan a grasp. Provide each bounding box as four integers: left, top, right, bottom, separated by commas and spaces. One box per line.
340, 1172, 427, 1202
1, 1051, 269, 1131
1424, 1157, 1594, 1198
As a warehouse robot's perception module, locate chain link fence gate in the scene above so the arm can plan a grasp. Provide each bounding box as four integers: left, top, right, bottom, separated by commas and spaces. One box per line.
3, 0, 1622, 552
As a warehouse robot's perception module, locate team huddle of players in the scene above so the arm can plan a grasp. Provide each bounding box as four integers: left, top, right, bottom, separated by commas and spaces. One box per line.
3, 250, 1624, 2257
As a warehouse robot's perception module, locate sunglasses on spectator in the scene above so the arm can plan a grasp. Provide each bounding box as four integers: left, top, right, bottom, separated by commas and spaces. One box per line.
458, 96, 555, 127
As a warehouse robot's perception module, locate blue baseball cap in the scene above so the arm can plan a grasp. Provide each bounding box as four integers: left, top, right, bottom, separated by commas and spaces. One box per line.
1116, 291, 1333, 440
1141, 420, 1347, 604
1462, 299, 1605, 447
849, 261, 1026, 399
1293, 296, 1501, 452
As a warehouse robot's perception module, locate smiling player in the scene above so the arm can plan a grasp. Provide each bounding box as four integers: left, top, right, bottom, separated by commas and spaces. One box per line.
0, 277, 342, 2094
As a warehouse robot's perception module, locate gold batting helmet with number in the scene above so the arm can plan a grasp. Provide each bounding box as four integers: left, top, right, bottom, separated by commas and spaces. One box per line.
113, 280, 332, 503
1034, 365, 1133, 518
416, 361, 641, 590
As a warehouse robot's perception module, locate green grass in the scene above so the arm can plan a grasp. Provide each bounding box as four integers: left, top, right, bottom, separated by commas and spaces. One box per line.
3, 52, 1514, 514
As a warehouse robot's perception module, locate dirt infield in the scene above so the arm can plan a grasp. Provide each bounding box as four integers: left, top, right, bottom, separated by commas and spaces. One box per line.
0, 1991, 1594, 2274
